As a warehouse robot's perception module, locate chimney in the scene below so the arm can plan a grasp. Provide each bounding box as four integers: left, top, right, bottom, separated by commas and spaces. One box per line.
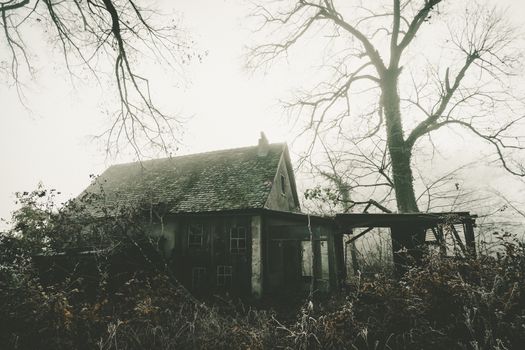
257, 132, 269, 157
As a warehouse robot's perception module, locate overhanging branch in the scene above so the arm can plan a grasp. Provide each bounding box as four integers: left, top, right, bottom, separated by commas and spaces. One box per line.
427, 119, 525, 176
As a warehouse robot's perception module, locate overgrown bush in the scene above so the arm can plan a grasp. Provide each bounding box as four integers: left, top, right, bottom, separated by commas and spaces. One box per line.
0, 187, 278, 349
274, 235, 525, 350
0, 243, 278, 349
3, 234, 523, 349
1, 186, 524, 349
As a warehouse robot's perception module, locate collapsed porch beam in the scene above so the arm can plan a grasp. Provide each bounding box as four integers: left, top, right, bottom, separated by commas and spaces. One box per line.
449, 224, 467, 256
345, 227, 374, 245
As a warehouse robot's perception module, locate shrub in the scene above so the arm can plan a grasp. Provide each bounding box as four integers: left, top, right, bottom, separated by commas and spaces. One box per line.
2, 186, 524, 349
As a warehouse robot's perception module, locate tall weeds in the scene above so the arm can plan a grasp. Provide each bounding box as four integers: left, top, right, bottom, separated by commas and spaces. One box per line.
1, 227, 524, 349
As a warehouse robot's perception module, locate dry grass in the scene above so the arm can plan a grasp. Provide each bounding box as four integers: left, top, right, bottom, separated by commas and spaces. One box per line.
1, 224, 524, 349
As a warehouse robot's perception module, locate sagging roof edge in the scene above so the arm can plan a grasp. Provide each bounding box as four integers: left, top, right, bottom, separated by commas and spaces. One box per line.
61, 206, 476, 225
167, 208, 476, 224
168, 207, 333, 223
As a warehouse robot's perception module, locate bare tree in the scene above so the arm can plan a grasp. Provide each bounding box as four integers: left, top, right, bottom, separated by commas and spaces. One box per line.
303, 137, 395, 214
250, 0, 525, 213
1, 0, 197, 156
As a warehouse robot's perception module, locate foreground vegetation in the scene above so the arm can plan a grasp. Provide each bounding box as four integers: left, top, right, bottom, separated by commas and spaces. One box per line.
1, 233, 524, 349
1, 188, 524, 349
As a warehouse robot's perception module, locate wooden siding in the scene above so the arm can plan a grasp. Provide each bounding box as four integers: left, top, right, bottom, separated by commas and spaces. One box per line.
171, 214, 253, 296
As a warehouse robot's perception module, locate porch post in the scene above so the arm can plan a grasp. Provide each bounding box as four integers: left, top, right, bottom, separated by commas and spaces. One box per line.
464, 219, 477, 258
251, 215, 263, 298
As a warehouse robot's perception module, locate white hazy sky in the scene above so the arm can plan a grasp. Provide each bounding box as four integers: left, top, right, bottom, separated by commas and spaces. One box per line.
2, 0, 525, 227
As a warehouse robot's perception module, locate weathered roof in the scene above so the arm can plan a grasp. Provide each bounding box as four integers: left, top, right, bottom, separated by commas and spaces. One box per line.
82, 143, 288, 213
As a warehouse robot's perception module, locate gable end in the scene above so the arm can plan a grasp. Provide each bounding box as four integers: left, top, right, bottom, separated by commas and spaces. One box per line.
263, 145, 300, 212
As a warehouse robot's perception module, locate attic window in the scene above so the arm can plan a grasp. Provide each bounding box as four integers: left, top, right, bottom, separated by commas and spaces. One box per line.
230, 226, 247, 254
280, 174, 286, 194
217, 265, 232, 287
188, 223, 204, 248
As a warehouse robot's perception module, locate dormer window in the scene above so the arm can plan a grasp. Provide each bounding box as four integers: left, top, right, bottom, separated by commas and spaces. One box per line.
280, 174, 286, 194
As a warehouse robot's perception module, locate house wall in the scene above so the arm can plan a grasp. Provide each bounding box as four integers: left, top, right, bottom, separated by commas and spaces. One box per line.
143, 212, 343, 297
165, 214, 253, 297
265, 155, 299, 212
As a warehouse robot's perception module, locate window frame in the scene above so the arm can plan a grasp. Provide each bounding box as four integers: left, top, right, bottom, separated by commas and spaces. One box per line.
230, 226, 247, 254
191, 267, 207, 290
280, 174, 286, 195
188, 223, 204, 248
216, 265, 233, 287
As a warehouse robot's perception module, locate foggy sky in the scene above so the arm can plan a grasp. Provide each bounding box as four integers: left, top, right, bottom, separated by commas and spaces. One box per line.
2, 0, 525, 228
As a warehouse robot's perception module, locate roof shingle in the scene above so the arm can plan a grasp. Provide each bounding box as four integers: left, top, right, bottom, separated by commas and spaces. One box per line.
83, 143, 286, 213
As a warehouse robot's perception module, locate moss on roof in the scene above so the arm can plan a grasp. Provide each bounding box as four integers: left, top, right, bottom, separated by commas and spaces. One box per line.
83, 143, 286, 213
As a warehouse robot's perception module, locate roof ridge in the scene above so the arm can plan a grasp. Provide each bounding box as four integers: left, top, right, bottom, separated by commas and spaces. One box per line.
109, 142, 286, 168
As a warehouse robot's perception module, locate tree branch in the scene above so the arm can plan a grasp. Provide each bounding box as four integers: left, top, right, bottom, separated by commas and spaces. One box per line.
427, 119, 525, 176
405, 52, 478, 148
394, 0, 442, 64
0, 0, 30, 12
317, 2, 386, 73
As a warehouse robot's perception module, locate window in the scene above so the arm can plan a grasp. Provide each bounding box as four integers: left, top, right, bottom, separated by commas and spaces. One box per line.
188, 223, 204, 247
280, 174, 286, 194
192, 267, 207, 289
230, 226, 247, 254
216, 265, 232, 287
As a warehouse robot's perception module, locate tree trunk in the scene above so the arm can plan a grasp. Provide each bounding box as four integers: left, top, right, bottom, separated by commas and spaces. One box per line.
381, 69, 426, 273
381, 68, 419, 213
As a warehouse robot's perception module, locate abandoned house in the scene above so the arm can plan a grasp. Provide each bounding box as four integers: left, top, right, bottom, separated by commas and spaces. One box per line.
70, 134, 477, 299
